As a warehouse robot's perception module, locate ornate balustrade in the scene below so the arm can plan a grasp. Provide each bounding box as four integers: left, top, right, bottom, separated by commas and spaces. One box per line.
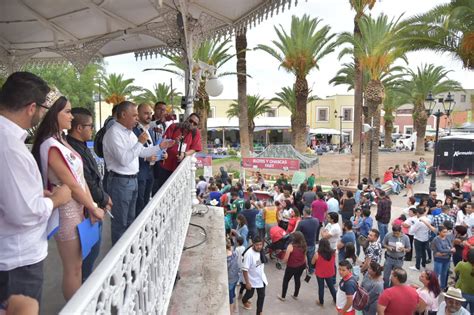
60, 156, 196, 314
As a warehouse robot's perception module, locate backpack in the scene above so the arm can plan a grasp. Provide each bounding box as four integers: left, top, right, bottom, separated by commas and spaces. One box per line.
352, 279, 369, 311
93, 126, 107, 158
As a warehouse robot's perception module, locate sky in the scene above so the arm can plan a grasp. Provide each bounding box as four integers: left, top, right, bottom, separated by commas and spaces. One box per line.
104, 0, 473, 100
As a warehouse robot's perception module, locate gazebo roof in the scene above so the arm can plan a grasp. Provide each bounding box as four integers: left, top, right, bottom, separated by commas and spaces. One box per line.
0, 0, 299, 74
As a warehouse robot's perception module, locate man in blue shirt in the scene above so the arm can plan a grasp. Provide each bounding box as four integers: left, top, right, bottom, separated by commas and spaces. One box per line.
337, 220, 356, 261
296, 207, 320, 274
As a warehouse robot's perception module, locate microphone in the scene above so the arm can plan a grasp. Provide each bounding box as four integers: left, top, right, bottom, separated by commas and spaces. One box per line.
139, 126, 152, 145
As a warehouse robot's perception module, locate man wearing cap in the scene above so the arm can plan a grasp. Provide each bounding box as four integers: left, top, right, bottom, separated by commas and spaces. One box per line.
438, 287, 470, 315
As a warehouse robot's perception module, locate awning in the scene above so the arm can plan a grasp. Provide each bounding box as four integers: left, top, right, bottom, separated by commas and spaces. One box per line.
207, 116, 291, 131
309, 128, 348, 135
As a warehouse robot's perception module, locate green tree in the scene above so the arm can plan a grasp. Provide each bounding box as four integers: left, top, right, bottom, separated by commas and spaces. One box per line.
146, 38, 235, 151
257, 14, 337, 152
236, 29, 251, 157
271, 86, 318, 146
227, 95, 271, 147
133, 82, 181, 109
349, 0, 377, 158
338, 14, 408, 178
397, 64, 462, 155
382, 88, 405, 148
98, 73, 141, 105
403, 0, 474, 70
23, 63, 102, 113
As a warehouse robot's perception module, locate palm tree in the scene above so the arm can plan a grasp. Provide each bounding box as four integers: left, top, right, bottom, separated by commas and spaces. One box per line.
257, 14, 337, 152
145, 39, 234, 151
271, 86, 318, 146
382, 89, 405, 148
99, 73, 141, 105
338, 14, 408, 178
133, 82, 181, 109
397, 64, 462, 155
227, 95, 272, 148
349, 0, 377, 158
403, 0, 474, 70
236, 29, 251, 157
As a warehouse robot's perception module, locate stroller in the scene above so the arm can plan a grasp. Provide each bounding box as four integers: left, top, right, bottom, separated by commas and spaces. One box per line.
265, 225, 291, 269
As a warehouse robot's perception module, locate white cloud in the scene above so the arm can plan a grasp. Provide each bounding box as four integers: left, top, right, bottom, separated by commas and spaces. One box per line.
104, 0, 473, 100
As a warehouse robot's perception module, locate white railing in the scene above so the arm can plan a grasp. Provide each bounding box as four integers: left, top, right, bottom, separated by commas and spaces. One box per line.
60, 156, 197, 315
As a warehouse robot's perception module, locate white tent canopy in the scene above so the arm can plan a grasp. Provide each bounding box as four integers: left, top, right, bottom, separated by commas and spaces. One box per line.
0, 0, 299, 75
207, 116, 291, 131
309, 128, 348, 135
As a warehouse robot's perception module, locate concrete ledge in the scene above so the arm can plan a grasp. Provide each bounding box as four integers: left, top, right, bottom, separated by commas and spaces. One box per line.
168, 206, 229, 315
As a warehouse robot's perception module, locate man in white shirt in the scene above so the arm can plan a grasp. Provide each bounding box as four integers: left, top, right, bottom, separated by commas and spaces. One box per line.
326, 191, 340, 214
322, 212, 342, 250
438, 287, 470, 315
0, 72, 71, 303
409, 207, 432, 271
103, 101, 174, 244
150, 101, 168, 195
241, 236, 268, 314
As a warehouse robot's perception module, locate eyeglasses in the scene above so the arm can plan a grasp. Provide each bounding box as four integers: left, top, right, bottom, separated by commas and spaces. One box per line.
36, 103, 50, 111
81, 124, 94, 128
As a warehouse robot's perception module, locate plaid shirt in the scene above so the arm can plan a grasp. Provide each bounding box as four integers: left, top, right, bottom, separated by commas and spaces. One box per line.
432, 213, 455, 230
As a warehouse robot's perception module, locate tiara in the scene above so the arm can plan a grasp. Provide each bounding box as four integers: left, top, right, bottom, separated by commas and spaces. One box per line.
45, 87, 63, 108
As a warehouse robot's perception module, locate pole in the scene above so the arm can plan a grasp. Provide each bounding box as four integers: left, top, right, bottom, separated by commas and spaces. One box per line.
368, 135, 373, 184
358, 131, 363, 183
339, 116, 343, 153
429, 110, 442, 192
98, 78, 102, 128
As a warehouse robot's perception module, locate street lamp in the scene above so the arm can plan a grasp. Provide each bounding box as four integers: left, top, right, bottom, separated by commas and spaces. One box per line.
425, 91, 455, 192
334, 109, 343, 153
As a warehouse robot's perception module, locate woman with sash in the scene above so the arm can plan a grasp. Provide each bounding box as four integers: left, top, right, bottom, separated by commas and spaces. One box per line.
32, 89, 104, 300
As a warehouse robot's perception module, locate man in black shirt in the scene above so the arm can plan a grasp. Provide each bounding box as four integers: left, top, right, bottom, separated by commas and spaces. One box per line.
296, 207, 320, 274
67, 107, 112, 282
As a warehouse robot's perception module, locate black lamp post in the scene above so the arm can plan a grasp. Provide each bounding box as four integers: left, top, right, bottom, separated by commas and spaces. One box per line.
334, 109, 343, 153
424, 91, 455, 192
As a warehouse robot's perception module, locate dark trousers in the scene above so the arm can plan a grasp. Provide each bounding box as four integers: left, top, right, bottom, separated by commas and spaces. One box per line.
281, 265, 305, 298
0, 260, 44, 303
316, 276, 336, 305
242, 285, 265, 314
82, 222, 102, 282
151, 165, 173, 195
315, 224, 321, 242
405, 234, 414, 261
415, 239, 429, 269
136, 177, 154, 217
108, 176, 138, 245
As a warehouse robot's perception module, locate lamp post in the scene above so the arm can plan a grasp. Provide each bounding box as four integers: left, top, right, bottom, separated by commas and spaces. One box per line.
334, 109, 344, 153
424, 91, 455, 192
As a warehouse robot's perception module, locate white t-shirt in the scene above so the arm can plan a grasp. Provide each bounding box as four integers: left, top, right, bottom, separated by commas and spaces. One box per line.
456, 211, 466, 226
325, 222, 342, 250
417, 288, 439, 312
437, 301, 470, 315
242, 248, 268, 288
411, 217, 431, 242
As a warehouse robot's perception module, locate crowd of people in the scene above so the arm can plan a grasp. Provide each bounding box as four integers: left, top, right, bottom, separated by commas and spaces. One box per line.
212, 165, 474, 314
0, 72, 202, 313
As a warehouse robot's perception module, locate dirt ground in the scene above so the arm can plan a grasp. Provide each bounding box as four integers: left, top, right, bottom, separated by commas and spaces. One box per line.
213, 151, 435, 186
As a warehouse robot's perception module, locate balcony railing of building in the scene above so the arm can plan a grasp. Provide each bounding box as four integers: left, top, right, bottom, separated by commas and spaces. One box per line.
60, 156, 198, 314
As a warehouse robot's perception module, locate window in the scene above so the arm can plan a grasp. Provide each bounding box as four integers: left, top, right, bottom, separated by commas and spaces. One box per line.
317, 107, 329, 121
342, 130, 352, 143
342, 107, 353, 121
460, 94, 466, 102
392, 125, 400, 134
267, 108, 277, 117
209, 106, 216, 118
404, 126, 413, 134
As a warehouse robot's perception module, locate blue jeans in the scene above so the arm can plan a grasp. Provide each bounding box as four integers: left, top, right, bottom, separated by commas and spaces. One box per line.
462, 292, 474, 312
316, 276, 336, 305
82, 222, 102, 282
434, 259, 450, 289
307, 245, 315, 274
378, 222, 388, 244
228, 281, 237, 304
136, 178, 154, 217
108, 176, 138, 245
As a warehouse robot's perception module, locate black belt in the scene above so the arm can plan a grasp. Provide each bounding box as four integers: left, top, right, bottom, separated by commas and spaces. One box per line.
385, 254, 404, 261
109, 171, 137, 179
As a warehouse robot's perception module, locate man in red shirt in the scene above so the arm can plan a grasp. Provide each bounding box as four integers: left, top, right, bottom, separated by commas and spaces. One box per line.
377, 267, 424, 314
154, 113, 202, 191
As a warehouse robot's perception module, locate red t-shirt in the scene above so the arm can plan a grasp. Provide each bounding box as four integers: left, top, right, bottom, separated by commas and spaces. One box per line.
311, 199, 328, 223
160, 123, 202, 171
377, 285, 419, 314
315, 252, 335, 278
383, 171, 393, 183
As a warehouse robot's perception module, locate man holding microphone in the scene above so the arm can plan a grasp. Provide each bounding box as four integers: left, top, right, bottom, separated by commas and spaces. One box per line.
103, 101, 174, 244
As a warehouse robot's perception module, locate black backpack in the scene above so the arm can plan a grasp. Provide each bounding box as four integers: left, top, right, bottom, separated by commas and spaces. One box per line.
93, 125, 107, 158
